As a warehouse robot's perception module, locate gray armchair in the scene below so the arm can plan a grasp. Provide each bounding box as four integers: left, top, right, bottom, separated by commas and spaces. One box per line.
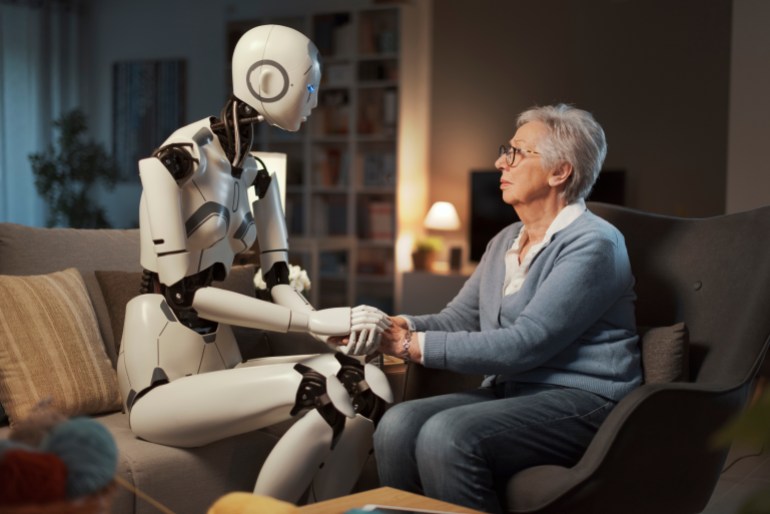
402, 202, 770, 514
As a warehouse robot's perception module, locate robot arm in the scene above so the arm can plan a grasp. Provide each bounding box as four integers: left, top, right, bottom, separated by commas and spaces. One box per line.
192, 286, 352, 337
139, 143, 199, 286
250, 169, 390, 352
251, 166, 299, 305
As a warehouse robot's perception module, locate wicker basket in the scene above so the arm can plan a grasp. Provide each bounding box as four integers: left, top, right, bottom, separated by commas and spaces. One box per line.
2, 483, 115, 514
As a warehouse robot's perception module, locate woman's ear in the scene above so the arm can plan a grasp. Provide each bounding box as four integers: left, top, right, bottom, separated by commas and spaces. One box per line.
549, 162, 573, 188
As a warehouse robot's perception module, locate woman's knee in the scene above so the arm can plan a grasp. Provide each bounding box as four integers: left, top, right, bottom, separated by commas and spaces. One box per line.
374, 401, 422, 451
415, 410, 476, 465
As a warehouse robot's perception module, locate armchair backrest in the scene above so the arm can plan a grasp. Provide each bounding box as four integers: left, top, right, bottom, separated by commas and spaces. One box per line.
588, 202, 770, 386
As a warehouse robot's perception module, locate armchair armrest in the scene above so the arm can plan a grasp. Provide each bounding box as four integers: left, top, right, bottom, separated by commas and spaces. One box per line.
506, 381, 753, 514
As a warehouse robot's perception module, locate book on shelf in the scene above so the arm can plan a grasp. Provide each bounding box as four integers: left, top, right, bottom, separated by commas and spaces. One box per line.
357, 246, 394, 276
366, 201, 394, 240
312, 196, 347, 236
313, 147, 349, 187
361, 153, 396, 187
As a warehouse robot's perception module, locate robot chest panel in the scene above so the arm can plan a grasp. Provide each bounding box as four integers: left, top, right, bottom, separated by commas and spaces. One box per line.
180, 167, 256, 255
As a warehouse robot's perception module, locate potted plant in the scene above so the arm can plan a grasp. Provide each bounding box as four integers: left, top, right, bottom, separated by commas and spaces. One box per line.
29, 109, 118, 228
412, 236, 443, 271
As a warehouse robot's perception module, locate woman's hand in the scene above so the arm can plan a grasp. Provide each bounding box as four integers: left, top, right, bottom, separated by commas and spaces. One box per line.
380, 317, 422, 363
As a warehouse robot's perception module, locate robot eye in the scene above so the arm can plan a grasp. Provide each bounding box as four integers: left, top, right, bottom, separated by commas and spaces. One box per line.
306, 84, 316, 93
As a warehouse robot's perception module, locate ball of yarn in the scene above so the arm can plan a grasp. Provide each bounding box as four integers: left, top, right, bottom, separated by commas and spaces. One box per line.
42, 417, 117, 498
0, 439, 35, 461
207, 492, 299, 514
0, 449, 68, 505
9, 402, 67, 447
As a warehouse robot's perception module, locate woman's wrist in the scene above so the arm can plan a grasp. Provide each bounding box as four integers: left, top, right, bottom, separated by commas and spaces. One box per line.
400, 330, 413, 362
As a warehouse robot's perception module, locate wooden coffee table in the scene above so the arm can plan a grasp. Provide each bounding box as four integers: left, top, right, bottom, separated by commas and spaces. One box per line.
297, 487, 486, 513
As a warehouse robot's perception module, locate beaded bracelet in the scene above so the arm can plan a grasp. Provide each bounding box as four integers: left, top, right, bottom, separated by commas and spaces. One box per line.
401, 330, 413, 363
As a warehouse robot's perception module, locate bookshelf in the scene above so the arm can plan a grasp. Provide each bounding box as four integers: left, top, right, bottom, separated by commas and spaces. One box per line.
228, 6, 400, 312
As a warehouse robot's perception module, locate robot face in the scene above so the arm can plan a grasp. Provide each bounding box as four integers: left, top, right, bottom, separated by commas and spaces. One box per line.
232, 25, 322, 132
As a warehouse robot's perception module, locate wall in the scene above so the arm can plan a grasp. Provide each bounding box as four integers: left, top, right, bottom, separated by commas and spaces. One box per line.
428, 0, 732, 241
81, 0, 767, 230
726, 0, 770, 213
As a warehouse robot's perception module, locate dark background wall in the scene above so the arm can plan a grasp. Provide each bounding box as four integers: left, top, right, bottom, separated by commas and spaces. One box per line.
77, 0, 755, 231
428, 0, 732, 230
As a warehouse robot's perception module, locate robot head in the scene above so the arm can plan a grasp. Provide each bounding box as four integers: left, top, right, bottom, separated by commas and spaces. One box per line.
232, 25, 321, 132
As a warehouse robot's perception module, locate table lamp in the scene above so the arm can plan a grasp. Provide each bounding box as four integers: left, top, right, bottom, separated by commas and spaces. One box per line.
423, 201, 462, 272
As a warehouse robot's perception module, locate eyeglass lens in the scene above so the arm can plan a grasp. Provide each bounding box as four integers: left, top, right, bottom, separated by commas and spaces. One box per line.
499, 145, 517, 166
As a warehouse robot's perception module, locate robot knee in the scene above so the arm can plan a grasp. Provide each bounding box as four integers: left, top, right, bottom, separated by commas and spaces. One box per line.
292, 362, 353, 445
334, 353, 390, 423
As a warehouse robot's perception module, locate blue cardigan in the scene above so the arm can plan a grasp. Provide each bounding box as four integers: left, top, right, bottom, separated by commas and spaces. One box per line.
406, 210, 642, 401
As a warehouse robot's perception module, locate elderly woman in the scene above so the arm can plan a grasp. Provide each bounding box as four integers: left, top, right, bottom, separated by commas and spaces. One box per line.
374, 104, 642, 513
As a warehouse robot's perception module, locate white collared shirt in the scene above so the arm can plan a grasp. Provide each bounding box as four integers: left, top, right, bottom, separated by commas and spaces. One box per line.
502, 200, 587, 296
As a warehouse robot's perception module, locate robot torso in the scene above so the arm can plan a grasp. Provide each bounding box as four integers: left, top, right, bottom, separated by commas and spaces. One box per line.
139, 118, 258, 283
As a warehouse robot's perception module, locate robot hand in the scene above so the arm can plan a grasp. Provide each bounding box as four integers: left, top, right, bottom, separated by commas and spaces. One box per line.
339, 305, 392, 356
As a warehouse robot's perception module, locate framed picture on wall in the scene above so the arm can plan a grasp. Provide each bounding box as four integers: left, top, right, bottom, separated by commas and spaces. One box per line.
112, 59, 186, 181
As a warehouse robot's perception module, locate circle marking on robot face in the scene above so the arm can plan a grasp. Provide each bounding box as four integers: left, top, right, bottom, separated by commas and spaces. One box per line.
246, 60, 290, 103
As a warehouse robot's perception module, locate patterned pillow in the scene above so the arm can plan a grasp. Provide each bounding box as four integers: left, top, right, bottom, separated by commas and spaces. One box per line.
0, 268, 121, 425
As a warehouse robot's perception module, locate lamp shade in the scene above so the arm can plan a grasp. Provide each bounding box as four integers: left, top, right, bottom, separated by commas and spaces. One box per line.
424, 201, 461, 231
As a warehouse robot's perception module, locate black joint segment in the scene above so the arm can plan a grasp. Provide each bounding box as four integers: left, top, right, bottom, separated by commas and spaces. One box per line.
335, 355, 387, 423
291, 363, 346, 445
153, 143, 197, 183
264, 262, 290, 289
126, 389, 137, 411
150, 367, 170, 388
253, 168, 271, 199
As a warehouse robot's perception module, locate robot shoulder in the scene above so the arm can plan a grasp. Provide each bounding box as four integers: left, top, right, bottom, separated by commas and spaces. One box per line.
149, 119, 216, 185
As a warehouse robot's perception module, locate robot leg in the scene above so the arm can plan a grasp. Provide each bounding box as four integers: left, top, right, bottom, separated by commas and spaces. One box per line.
306, 353, 394, 502
253, 359, 353, 503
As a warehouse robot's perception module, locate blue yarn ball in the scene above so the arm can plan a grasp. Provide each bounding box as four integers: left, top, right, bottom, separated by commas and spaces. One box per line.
41, 417, 117, 498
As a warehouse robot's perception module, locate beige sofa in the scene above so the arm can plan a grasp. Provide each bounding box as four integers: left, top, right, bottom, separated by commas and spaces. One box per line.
0, 222, 369, 513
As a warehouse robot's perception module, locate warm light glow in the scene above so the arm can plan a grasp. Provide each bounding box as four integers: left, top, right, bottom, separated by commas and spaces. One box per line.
248, 152, 287, 213
424, 201, 461, 231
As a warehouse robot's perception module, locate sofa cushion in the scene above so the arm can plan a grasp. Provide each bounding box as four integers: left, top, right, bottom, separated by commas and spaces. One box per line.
639, 322, 690, 383
94, 270, 143, 358
0, 268, 122, 425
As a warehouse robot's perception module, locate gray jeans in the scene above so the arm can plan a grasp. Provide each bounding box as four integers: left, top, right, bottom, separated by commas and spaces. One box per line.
373, 382, 616, 513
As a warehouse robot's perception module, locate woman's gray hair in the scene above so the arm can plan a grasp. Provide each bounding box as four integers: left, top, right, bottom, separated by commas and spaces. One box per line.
517, 104, 607, 204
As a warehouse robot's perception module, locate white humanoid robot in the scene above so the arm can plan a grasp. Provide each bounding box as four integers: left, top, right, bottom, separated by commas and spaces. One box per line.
116, 25, 393, 503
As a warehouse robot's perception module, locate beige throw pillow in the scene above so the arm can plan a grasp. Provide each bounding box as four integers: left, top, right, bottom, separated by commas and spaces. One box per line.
0, 268, 121, 425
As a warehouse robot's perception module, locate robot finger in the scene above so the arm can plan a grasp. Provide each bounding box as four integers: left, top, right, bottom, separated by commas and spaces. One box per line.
338, 331, 355, 355
351, 312, 392, 329
352, 328, 371, 354
342, 329, 366, 355
362, 326, 381, 355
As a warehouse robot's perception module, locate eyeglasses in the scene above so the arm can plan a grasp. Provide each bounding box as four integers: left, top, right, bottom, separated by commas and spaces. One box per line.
498, 144, 541, 166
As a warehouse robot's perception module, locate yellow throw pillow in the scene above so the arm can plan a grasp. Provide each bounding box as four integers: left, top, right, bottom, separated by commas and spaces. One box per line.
0, 268, 121, 425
